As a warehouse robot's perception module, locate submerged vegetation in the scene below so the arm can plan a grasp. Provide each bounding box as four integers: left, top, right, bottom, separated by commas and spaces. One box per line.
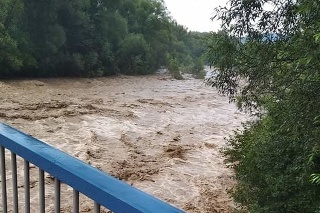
208, 0, 320, 212
0, 0, 207, 78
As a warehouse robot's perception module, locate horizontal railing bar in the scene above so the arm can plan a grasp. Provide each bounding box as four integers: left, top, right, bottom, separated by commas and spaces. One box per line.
0, 123, 184, 213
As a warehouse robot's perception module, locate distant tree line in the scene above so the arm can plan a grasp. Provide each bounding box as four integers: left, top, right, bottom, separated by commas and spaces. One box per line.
0, 0, 208, 78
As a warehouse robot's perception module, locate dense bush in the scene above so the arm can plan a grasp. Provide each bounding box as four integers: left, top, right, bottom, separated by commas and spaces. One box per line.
117, 34, 153, 75
208, 0, 320, 212
168, 58, 183, 80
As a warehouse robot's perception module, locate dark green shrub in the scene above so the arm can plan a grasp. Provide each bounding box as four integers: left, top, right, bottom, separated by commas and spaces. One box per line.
168, 59, 183, 80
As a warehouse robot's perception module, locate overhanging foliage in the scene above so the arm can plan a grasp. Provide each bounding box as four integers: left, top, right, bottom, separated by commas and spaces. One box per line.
208, 0, 320, 212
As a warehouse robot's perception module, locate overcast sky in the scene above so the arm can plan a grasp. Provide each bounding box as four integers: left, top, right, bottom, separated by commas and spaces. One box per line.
163, 0, 228, 32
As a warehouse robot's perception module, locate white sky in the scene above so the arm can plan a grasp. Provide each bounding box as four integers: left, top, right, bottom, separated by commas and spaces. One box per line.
163, 0, 229, 32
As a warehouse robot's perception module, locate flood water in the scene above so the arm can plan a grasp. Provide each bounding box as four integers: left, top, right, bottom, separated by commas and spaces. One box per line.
0, 73, 247, 212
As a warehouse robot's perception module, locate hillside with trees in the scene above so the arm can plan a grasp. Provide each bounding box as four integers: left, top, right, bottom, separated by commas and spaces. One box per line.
0, 0, 207, 78
207, 0, 320, 212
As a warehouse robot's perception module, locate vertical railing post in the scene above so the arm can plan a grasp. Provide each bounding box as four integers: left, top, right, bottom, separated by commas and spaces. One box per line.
54, 178, 61, 213
0, 146, 7, 213
11, 152, 18, 213
39, 169, 45, 213
94, 202, 100, 213
24, 160, 30, 213
73, 190, 79, 213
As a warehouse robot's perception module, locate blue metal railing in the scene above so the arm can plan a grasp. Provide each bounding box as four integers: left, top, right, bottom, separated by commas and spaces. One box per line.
0, 123, 184, 213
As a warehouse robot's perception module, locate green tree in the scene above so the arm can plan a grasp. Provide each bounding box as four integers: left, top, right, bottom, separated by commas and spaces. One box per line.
120, 0, 172, 69
0, 0, 207, 78
191, 58, 204, 79
0, 24, 22, 74
116, 33, 153, 75
208, 0, 320, 212
90, 0, 128, 75
0, 0, 35, 77
168, 58, 183, 80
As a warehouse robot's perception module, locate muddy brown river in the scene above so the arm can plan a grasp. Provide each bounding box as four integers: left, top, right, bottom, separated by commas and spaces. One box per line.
0, 73, 247, 212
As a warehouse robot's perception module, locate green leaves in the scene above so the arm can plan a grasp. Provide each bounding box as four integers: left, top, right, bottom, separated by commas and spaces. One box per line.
116, 33, 153, 75
168, 58, 183, 80
314, 33, 320, 43
0, 0, 206, 77
311, 174, 320, 185
209, 0, 320, 212
0, 31, 22, 70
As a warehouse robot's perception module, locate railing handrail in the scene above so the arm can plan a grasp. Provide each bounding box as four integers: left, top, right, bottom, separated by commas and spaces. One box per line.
0, 123, 184, 213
